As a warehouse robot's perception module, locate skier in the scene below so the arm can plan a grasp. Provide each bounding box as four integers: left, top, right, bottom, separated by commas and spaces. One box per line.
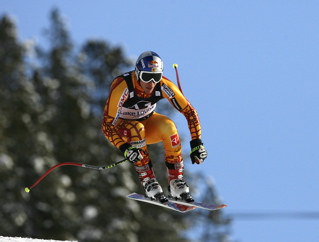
102, 51, 208, 203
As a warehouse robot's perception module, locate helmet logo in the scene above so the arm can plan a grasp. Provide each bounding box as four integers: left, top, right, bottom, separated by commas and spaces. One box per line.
148, 60, 159, 68
141, 59, 146, 68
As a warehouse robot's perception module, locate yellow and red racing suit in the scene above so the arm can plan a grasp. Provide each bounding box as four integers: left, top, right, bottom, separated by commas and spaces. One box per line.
102, 71, 202, 180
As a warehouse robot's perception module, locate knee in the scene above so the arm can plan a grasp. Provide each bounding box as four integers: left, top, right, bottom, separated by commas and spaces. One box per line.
118, 120, 145, 140
129, 121, 146, 140
161, 118, 178, 135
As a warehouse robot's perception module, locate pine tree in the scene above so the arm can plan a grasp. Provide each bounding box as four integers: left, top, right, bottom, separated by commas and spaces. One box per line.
0, 14, 43, 237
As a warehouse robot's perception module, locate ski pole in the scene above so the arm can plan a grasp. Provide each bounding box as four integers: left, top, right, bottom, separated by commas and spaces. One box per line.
25, 158, 128, 193
172, 63, 184, 95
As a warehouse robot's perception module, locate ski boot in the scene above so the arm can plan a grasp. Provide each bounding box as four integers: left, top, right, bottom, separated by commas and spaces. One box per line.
168, 179, 194, 203
143, 178, 168, 204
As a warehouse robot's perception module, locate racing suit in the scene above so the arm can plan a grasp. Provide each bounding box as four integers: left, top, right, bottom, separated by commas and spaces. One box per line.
102, 71, 202, 184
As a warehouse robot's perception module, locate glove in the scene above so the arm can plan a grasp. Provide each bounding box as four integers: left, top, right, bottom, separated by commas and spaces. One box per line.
120, 144, 144, 163
190, 139, 208, 164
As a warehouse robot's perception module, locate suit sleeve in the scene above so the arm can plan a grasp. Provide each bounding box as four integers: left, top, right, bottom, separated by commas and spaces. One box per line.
161, 78, 202, 140
101, 77, 129, 149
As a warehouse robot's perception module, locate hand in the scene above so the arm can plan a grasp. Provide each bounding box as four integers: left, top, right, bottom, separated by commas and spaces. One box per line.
124, 146, 144, 163
190, 139, 208, 164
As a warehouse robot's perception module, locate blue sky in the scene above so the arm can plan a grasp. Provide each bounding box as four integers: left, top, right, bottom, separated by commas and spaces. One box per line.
2, 1, 319, 241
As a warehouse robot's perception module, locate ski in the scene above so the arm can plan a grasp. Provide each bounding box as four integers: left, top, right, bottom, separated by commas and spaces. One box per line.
168, 197, 227, 211
126, 193, 196, 213
126, 193, 227, 212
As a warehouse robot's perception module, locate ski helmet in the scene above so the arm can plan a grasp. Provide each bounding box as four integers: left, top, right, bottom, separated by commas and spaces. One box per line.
135, 51, 163, 83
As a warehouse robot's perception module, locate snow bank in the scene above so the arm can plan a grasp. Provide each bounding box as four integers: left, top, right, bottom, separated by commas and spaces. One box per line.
0, 237, 77, 242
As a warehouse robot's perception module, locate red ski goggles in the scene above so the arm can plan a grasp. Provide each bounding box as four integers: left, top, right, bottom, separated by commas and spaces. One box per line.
139, 71, 162, 83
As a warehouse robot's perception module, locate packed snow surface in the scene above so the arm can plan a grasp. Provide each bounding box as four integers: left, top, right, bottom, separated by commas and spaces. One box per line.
0, 237, 77, 242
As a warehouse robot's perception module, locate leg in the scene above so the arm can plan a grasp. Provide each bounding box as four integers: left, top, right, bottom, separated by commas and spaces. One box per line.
143, 113, 184, 181
115, 119, 167, 202
143, 114, 193, 202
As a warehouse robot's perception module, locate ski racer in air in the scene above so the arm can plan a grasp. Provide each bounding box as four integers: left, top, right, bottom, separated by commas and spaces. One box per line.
102, 51, 208, 203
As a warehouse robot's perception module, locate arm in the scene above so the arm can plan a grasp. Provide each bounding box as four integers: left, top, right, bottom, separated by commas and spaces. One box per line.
101, 76, 145, 163
161, 78, 201, 139
101, 77, 128, 149
161, 78, 207, 164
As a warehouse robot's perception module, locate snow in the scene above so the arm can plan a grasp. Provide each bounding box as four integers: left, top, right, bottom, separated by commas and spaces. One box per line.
0, 237, 77, 242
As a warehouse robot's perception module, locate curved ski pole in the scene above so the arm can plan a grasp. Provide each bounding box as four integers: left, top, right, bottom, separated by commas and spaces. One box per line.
25, 158, 128, 192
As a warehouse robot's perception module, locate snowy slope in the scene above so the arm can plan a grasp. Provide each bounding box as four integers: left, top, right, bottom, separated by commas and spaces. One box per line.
0, 237, 77, 242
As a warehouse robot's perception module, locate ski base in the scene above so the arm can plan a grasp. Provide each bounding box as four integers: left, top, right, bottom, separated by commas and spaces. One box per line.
168, 197, 227, 211
126, 193, 195, 213
126, 193, 226, 212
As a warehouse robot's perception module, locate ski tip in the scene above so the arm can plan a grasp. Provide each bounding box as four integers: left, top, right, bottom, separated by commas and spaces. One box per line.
218, 204, 227, 209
